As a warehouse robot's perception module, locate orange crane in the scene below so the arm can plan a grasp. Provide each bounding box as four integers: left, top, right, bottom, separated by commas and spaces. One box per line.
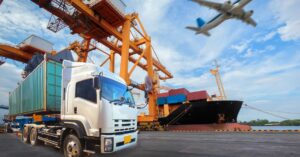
210, 60, 227, 100
0, 0, 173, 128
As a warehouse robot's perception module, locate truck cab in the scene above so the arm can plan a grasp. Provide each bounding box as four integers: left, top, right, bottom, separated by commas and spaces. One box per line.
61, 61, 138, 153
17, 60, 138, 157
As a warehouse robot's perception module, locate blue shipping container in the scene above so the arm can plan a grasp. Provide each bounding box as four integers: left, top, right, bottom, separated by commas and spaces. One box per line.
166, 94, 186, 104
157, 97, 167, 106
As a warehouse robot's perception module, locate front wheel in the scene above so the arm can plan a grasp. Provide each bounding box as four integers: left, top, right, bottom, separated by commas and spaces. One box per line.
63, 134, 83, 157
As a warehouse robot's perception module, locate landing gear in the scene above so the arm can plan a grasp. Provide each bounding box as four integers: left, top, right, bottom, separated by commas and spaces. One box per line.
64, 134, 83, 157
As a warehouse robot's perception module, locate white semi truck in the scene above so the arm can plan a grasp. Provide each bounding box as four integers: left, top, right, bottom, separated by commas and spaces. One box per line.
9, 60, 138, 157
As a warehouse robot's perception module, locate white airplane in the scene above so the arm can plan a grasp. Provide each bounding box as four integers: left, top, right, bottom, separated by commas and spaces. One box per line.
186, 0, 257, 36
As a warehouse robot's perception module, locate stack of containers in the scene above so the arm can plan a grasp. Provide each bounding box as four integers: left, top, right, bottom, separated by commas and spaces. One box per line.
156, 88, 190, 105
187, 90, 209, 101
167, 88, 189, 104
156, 89, 210, 105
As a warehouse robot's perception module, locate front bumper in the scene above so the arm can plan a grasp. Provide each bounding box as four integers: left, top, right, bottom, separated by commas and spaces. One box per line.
100, 130, 138, 153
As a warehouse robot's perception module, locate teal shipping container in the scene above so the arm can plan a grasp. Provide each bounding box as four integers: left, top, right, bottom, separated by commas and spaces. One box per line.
9, 60, 62, 116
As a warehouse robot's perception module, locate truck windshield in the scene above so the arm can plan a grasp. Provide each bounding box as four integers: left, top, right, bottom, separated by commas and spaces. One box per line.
100, 76, 135, 106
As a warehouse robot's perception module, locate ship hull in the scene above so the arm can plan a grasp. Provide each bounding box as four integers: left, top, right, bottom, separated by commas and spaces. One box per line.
159, 100, 243, 125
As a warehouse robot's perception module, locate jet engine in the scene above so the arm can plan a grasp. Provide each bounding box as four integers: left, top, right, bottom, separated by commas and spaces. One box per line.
222, 0, 232, 10
244, 10, 254, 18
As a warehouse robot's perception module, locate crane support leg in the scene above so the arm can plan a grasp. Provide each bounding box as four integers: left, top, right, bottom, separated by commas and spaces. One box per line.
119, 17, 131, 84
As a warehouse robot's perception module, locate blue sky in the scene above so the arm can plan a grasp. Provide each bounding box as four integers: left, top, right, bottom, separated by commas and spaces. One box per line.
0, 0, 299, 121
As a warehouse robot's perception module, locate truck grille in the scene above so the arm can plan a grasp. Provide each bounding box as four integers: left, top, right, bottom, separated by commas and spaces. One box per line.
114, 119, 136, 132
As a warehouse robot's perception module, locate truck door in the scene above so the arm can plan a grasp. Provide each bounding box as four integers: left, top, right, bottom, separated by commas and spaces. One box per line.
73, 79, 100, 136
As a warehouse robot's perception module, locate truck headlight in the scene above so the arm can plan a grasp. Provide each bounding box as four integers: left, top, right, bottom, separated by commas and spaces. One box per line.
104, 137, 114, 152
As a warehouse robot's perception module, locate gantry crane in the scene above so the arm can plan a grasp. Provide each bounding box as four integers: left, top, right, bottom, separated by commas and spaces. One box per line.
210, 60, 227, 100
0, 0, 173, 128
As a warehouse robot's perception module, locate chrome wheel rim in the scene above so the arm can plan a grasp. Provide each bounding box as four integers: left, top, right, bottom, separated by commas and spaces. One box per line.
66, 141, 79, 157
30, 129, 36, 145
23, 128, 28, 142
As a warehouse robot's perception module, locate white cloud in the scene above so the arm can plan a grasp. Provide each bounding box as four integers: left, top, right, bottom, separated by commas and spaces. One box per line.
0, 63, 22, 105
0, 1, 80, 50
256, 31, 277, 42
169, 48, 300, 121
226, 51, 300, 97
126, 0, 172, 34
243, 45, 275, 58
278, 21, 300, 41
244, 48, 254, 58
0, 38, 14, 45
270, 0, 300, 41
231, 40, 250, 53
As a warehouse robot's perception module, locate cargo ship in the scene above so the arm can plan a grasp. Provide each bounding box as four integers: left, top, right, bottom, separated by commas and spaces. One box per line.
155, 61, 249, 131
157, 88, 243, 125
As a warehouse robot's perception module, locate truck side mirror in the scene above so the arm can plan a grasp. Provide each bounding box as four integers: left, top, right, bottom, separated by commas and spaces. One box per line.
93, 77, 100, 89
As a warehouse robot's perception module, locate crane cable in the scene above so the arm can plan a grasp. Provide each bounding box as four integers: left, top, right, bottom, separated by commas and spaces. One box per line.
263, 110, 300, 115
242, 104, 290, 120
151, 46, 161, 64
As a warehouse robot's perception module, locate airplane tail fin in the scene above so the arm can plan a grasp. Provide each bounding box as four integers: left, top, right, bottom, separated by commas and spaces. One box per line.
196, 17, 206, 28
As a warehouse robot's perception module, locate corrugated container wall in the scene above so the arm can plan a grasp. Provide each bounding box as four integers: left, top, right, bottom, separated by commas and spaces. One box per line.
9, 60, 62, 116
169, 88, 190, 96
187, 91, 209, 101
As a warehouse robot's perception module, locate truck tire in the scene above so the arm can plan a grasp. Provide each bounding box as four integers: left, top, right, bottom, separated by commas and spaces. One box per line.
22, 126, 30, 143
63, 134, 83, 157
30, 127, 40, 146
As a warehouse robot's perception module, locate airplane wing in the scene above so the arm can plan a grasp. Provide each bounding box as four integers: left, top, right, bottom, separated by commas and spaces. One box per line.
233, 8, 257, 27
244, 17, 257, 27
191, 0, 223, 11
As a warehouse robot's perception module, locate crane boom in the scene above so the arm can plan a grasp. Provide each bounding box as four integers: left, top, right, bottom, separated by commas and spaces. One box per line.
0, 44, 33, 63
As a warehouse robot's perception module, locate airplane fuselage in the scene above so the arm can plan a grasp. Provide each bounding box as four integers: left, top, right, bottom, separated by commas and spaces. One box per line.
197, 14, 229, 34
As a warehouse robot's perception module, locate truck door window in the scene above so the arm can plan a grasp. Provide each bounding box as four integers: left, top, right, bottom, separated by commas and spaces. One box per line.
75, 79, 97, 103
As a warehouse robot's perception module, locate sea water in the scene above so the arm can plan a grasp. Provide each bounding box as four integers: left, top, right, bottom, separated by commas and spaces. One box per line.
251, 126, 300, 130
